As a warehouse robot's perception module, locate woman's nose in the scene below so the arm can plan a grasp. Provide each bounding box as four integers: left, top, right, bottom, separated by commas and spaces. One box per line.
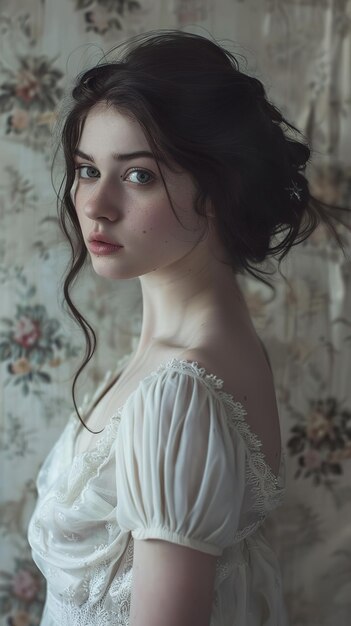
81, 178, 121, 221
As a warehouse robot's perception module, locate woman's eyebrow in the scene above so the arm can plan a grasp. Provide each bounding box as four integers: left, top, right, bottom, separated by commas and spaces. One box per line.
74, 148, 165, 163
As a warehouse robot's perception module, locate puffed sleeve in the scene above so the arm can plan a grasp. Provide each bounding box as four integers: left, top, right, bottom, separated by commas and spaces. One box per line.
115, 368, 247, 556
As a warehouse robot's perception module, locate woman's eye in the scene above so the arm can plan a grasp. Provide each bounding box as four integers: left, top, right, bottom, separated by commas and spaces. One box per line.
75, 165, 100, 179
125, 168, 154, 185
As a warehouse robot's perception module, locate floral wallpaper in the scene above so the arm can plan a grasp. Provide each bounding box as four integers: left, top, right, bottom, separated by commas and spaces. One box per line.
0, 1, 351, 625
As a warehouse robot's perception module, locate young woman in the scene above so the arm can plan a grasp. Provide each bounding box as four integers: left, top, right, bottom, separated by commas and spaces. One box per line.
27, 29, 349, 626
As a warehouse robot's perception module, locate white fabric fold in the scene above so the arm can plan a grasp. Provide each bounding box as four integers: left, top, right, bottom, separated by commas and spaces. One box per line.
115, 369, 247, 556
27, 357, 289, 625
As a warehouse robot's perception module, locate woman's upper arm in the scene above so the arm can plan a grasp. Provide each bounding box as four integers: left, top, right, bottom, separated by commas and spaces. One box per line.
129, 538, 218, 626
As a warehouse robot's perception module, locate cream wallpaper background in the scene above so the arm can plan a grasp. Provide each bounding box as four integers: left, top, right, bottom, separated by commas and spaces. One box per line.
0, 1, 351, 625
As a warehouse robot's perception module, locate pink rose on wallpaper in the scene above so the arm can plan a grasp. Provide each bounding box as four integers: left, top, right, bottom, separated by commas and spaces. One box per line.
13, 315, 41, 348
288, 396, 351, 483
306, 408, 331, 443
304, 448, 322, 470
15, 70, 40, 103
11, 569, 40, 602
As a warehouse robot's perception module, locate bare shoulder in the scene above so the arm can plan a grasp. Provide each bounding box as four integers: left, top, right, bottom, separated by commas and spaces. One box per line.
178, 330, 282, 476
178, 328, 274, 406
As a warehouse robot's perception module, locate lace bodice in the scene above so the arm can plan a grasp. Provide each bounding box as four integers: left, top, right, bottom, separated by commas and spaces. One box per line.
27, 354, 289, 626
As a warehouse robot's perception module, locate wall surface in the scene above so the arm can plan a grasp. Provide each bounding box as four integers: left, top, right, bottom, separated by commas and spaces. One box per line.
0, 1, 351, 625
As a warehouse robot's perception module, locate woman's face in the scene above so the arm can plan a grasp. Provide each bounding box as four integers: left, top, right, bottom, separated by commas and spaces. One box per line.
71, 102, 209, 280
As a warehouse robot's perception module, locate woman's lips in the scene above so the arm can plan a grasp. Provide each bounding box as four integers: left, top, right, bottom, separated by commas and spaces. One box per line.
88, 241, 124, 255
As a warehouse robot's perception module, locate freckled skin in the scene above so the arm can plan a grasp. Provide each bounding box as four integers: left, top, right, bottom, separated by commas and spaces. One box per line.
73, 102, 208, 283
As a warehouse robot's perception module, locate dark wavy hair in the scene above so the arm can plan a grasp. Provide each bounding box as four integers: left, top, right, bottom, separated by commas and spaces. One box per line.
53, 29, 350, 433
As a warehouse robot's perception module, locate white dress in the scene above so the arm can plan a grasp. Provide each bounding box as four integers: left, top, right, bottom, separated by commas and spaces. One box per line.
27, 353, 290, 626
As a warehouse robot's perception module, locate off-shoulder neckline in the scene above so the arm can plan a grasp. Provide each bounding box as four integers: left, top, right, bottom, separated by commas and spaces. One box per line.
72, 352, 285, 490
